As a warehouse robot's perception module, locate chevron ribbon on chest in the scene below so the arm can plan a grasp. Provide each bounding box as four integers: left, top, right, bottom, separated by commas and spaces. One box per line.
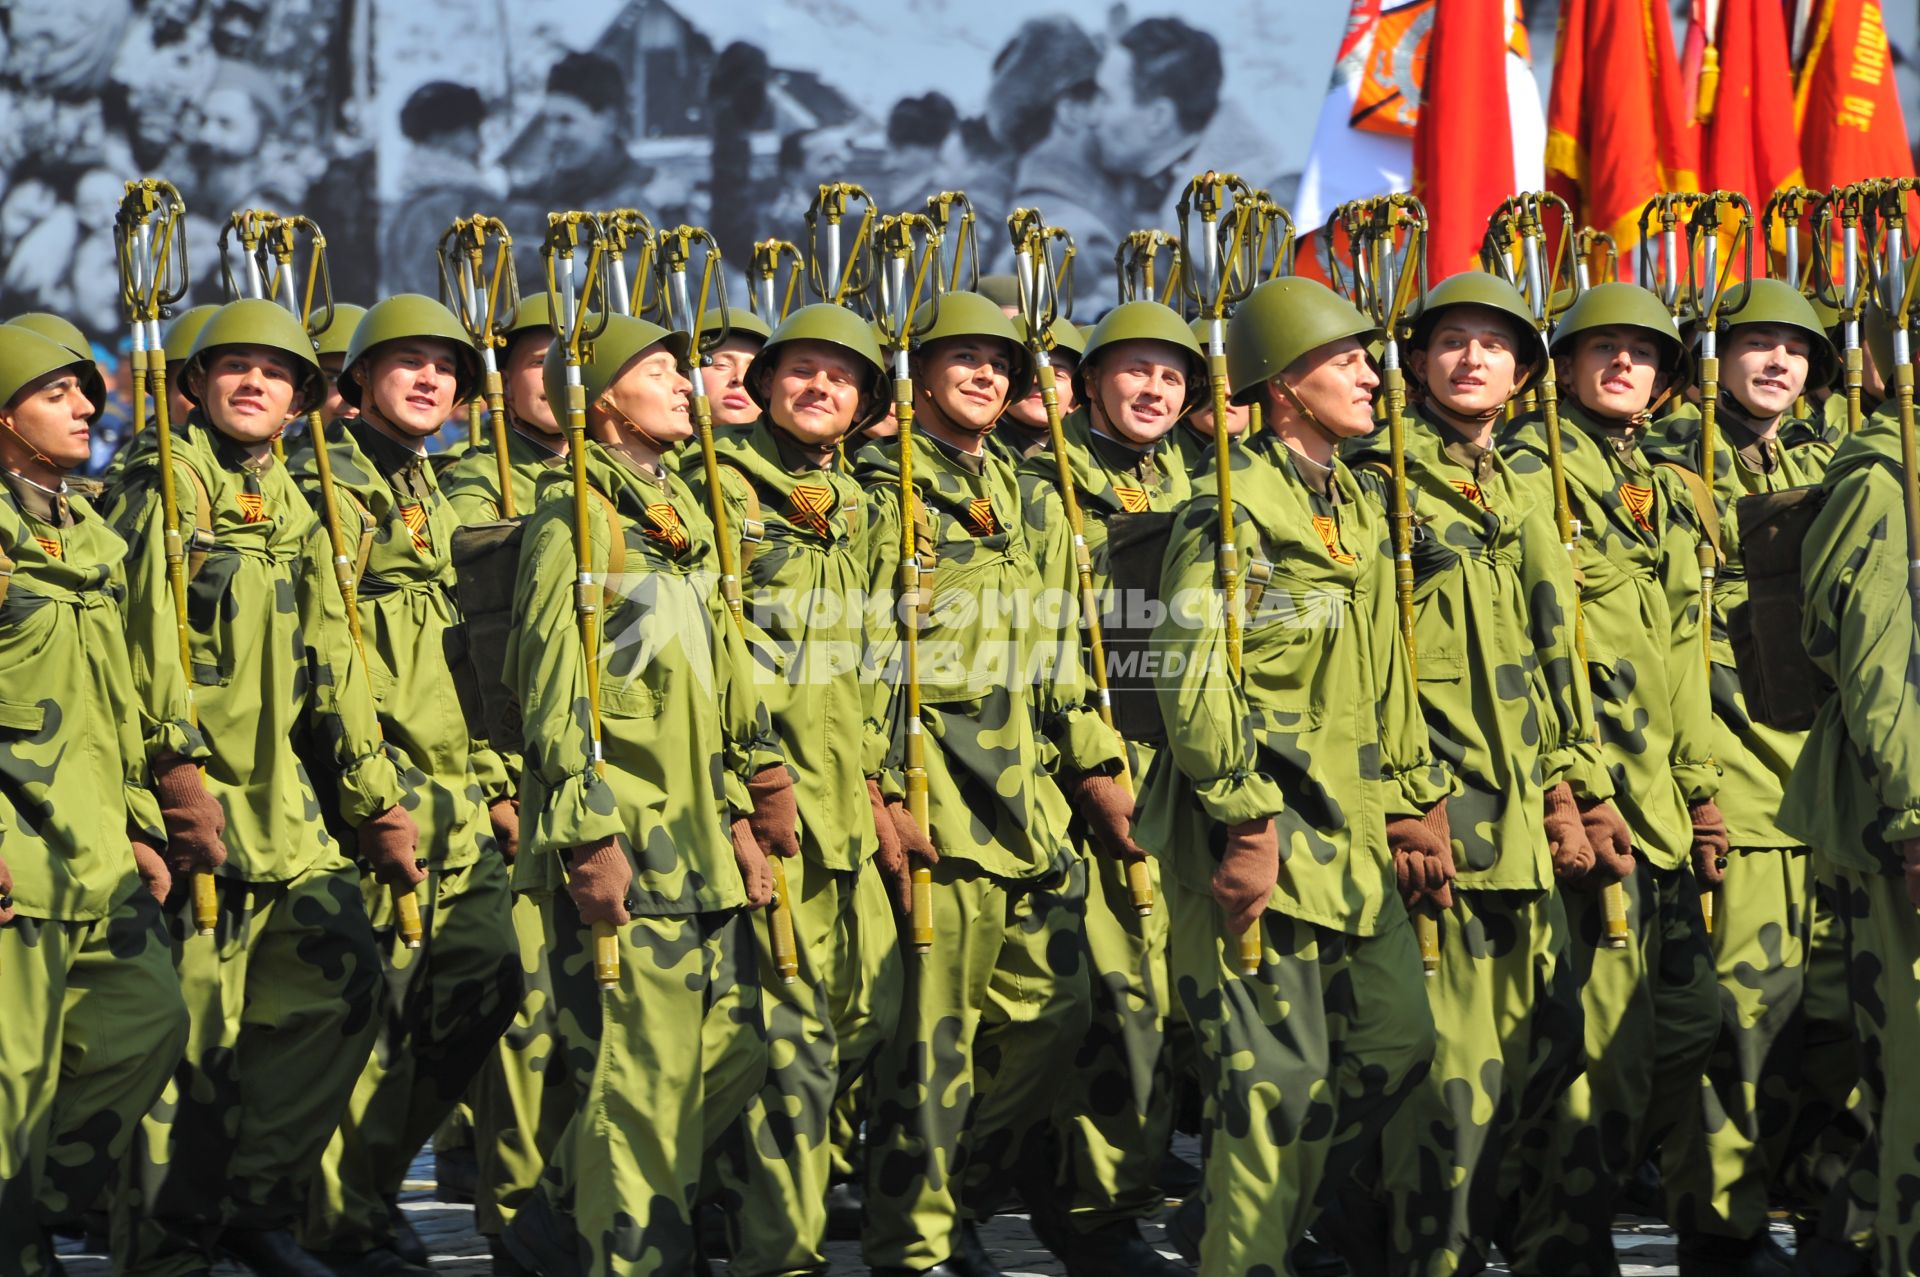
643, 502, 690, 554
964, 496, 997, 536
1312, 513, 1356, 564
1113, 484, 1150, 514
398, 501, 432, 554
788, 483, 835, 538
236, 491, 268, 523
1617, 481, 1655, 532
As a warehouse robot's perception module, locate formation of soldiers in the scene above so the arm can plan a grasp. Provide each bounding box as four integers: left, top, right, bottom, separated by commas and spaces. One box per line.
0, 171, 1916, 1277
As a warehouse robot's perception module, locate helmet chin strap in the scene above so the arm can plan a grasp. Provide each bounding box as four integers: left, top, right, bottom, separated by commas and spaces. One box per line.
916, 384, 994, 437
593, 392, 673, 455
1270, 375, 1342, 449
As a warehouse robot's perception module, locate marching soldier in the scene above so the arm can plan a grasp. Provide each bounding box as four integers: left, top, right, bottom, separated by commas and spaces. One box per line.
107, 299, 412, 1277
0, 325, 192, 1277
1498, 282, 1723, 1275
703, 303, 906, 1276
1354, 274, 1601, 1274
699, 308, 772, 428
442, 297, 566, 524
499, 312, 788, 1276
1133, 276, 1444, 1276
1168, 317, 1249, 478
313, 303, 368, 427
286, 296, 523, 1275
992, 317, 1084, 462
857, 292, 1125, 1277
1645, 280, 1858, 1276
159, 306, 222, 439
1013, 299, 1200, 1277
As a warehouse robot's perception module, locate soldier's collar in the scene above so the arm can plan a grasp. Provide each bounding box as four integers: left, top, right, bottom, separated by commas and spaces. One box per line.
926, 430, 986, 476
2, 469, 73, 527
1439, 433, 1496, 483
1715, 392, 1785, 474
1087, 424, 1156, 475
350, 418, 432, 485
1284, 446, 1339, 501
604, 440, 671, 492
509, 421, 567, 461
766, 420, 834, 473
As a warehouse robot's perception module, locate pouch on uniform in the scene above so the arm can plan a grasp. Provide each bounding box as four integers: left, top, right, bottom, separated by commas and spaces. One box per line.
1103, 511, 1179, 747
1729, 485, 1835, 732
450, 519, 528, 752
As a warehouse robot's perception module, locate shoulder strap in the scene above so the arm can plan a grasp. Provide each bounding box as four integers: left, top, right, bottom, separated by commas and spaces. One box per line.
590, 487, 626, 614
179, 461, 215, 580
715, 463, 765, 572
1655, 461, 1724, 567
908, 492, 938, 626
336, 487, 378, 585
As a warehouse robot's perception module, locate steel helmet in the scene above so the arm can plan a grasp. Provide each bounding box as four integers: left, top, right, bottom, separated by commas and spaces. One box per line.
0, 325, 99, 418
1547, 282, 1689, 382
161, 304, 221, 366
6, 313, 106, 412
744, 303, 889, 426
338, 294, 484, 408
1072, 300, 1205, 411
1406, 272, 1547, 391
541, 313, 691, 413
908, 290, 1034, 402
1713, 278, 1839, 393
181, 299, 328, 413
311, 303, 367, 359
1224, 277, 1379, 406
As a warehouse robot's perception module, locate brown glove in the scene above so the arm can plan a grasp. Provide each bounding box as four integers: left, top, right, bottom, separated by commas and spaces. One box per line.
732, 816, 774, 908
131, 830, 172, 905
566, 835, 633, 927
747, 765, 802, 859
488, 798, 520, 863
153, 752, 228, 875
1542, 782, 1595, 881
1576, 798, 1636, 889
1067, 772, 1147, 861
1689, 799, 1731, 886
886, 796, 938, 865
0, 852, 13, 925
1388, 797, 1456, 911
869, 778, 912, 915
1212, 817, 1280, 935
1901, 838, 1920, 911
356, 804, 426, 888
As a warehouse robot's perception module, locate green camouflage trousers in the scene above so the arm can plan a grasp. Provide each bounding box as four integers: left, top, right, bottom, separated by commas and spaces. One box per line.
863, 857, 1091, 1271
1661, 847, 1860, 1241
712, 854, 904, 1276
501, 901, 766, 1277
1168, 875, 1436, 1277
1505, 864, 1719, 1275
113, 861, 384, 1277
300, 851, 521, 1255
0, 894, 186, 1277
1381, 888, 1585, 1276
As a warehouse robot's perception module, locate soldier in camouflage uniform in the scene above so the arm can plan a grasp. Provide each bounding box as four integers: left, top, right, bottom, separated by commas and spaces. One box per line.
285, 296, 523, 1275
1133, 276, 1445, 1277
107, 300, 414, 1277
700, 303, 906, 1276
992, 317, 1084, 463
500, 313, 790, 1277
1350, 274, 1605, 1275
442, 296, 567, 524
856, 292, 1128, 1277
1011, 300, 1201, 1277
1776, 370, 1920, 1277
0, 326, 192, 1277
700, 308, 772, 428
1643, 280, 1858, 1276
1168, 315, 1248, 479
1498, 283, 1724, 1275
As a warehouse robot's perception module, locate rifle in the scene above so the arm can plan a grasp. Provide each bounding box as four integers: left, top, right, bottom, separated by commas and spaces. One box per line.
600, 209, 659, 321
438, 216, 521, 515
1114, 230, 1184, 307
1575, 227, 1618, 289
1763, 186, 1820, 418
115, 179, 216, 937
750, 239, 805, 322
927, 191, 982, 295
1811, 184, 1872, 433
220, 208, 286, 459
805, 183, 877, 308
1868, 180, 1920, 678
541, 211, 621, 991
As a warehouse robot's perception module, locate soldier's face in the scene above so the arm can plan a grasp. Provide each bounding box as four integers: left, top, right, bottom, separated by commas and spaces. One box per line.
1724, 323, 1810, 421
164, 361, 196, 431
0, 370, 93, 474
359, 340, 463, 437
601, 347, 692, 445
1411, 310, 1522, 418
504, 334, 558, 435
917, 337, 1014, 434
316, 353, 352, 422
1277, 338, 1379, 439
767, 340, 864, 447
1088, 340, 1188, 445
702, 336, 763, 426
1003, 353, 1078, 430
192, 345, 299, 444
1186, 396, 1250, 439
1564, 327, 1665, 419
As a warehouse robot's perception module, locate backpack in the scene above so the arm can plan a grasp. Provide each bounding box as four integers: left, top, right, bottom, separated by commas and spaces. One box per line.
1728, 485, 1835, 732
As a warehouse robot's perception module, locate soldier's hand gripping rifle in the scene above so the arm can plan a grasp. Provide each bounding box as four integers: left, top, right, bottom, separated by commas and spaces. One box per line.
875, 211, 945, 956
806, 183, 878, 308
275, 214, 427, 949
1345, 193, 1444, 977
1811, 184, 1872, 433
1499, 193, 1631, 950
1867, 181, 1920, 652
656, 224, 801, 985
116, 179, 217, 937
1009, 210, 1151, 919
1177, 172, 1266, 975
600, 210, 659, 321
750, 239, 804, 322
542, 211, 621, 991
438, 216, 521, 515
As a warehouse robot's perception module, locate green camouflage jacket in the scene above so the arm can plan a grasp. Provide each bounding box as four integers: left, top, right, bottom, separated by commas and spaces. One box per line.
0, 478, 169, 919
110, 417, 403, 882
441, 425, 570, 525
1348, 405, 1608, 890
1501, 399, 1720, 870
508, 441, 782, 913
987, 420, 1050, 465
1645, 405, 1838, 847
1168, 421, 1224, 480
1778, 405, 1920, 874
1133, 430, 1453, 935
706, 419, 877, 872
288, 421, 512, 869
856, 429, 1122, 881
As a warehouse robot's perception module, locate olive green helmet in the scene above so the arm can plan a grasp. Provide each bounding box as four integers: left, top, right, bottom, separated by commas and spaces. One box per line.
976, 274, 1022, 311
161, 304, 221, 366
311, 303, 367, 359
1070, 300, 1206, 411
909, 290, 1034, 401
1406, 272, 1547, 390
338, 294, 484, 408
5, 312, 105, 411
0, 325, 98, 415
1713, 278, 1839, 392
541, 313, 691, 413
181, 299, 328, 413
701, 308, 772, 347
1225, 277, 1379, 406
744, 303, 889, 425
1013, 317, 1087, 361
1547, 282, 1689, 382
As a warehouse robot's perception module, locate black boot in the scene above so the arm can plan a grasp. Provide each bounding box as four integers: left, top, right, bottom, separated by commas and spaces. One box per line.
826, 1180, 866, 1241
383, 1197, 428, 1266
1045, 1218, 1187, 1277
1676, 1232, 1795, 1277
217, 1228, 341, 1277
487, 1236, 535, 1277
948, 1222, 1006, 1277
315, 1248, 431, 1277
